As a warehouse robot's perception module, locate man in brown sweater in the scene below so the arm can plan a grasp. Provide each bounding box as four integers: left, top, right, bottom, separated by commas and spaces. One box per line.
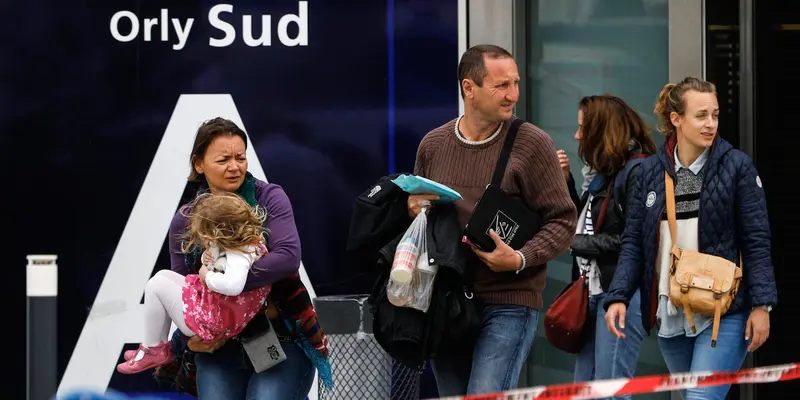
409, 44, 577, 396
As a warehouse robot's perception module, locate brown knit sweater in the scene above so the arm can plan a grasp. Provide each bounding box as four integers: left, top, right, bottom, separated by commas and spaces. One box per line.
414, 116, 577, 309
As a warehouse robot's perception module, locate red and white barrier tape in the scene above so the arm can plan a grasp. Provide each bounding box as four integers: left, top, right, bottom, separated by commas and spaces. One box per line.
437, 363, 800, 400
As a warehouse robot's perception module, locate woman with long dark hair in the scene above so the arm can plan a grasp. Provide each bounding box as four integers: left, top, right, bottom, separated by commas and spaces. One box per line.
558, 95, 656, 398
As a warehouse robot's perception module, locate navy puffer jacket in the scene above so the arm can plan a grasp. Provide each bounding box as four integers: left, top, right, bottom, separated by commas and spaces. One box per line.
603, 135, 778, 333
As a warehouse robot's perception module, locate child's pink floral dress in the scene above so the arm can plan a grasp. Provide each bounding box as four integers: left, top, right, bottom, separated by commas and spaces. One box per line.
182, 242, 270, 341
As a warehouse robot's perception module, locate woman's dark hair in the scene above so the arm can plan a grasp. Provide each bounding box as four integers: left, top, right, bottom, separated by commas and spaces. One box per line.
654, 77, 717, 137
188, 117, 248, 180
578, 95, 657, 176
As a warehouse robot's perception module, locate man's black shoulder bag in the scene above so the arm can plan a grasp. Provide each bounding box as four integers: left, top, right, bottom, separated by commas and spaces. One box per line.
463, 118, 542, 252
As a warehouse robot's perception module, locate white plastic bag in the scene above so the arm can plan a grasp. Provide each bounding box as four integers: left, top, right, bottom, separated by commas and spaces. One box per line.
386, 201, 439, 312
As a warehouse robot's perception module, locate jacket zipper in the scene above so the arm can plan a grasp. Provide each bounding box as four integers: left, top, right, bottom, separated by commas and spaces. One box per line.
654, 162, 677, 332
695, 145, 721, 255
590, 193, 605, 227
698, 165, 708, 249
649, 205, 665, 333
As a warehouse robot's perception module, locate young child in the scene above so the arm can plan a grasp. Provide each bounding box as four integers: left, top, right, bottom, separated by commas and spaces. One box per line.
117, 192, 271, 374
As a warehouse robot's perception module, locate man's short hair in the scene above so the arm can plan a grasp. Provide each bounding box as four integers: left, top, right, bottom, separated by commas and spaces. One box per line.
457, 44, 513, 97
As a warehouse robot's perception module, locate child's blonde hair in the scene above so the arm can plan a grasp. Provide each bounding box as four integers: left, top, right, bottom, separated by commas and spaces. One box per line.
181, 192, 267, 253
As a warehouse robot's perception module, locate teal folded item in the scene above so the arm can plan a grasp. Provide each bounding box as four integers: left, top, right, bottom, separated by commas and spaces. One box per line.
391, 174, 462, 204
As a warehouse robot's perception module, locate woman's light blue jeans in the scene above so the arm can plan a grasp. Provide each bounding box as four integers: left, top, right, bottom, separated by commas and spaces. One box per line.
574, 290, 645, 400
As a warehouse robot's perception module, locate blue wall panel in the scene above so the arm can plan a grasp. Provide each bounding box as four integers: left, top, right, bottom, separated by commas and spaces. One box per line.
2, 0, 458, 398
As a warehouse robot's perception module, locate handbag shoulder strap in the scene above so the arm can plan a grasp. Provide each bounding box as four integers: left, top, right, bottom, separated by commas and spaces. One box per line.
491, 118, 525, 186
664, 171, 678, 248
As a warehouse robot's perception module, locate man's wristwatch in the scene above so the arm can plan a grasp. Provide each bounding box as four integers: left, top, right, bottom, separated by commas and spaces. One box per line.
754, 305, 773, 313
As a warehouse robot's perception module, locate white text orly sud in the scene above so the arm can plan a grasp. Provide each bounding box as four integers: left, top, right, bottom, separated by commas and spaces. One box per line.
109, 2, 308, 50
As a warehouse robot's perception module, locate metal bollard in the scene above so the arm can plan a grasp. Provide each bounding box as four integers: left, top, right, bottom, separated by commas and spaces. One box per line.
27, 255, 58, 400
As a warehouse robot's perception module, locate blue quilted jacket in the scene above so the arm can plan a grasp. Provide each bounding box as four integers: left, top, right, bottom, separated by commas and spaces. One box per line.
603, 135, 778, 333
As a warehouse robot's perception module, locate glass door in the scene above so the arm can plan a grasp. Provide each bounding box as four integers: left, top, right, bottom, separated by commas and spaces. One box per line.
751, 1, 800, 397
705, 0, 741, 149
517, 1, 671, 397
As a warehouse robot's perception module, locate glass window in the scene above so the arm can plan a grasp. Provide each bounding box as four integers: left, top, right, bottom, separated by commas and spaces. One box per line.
519, 1, 669, 397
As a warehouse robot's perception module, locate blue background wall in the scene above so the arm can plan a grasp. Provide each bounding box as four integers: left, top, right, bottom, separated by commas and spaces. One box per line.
2, 0, 458, 398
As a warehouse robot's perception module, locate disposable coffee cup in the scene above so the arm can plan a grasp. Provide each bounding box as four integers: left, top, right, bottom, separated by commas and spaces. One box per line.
391, 240, 418, 283
391, 266, 414, 283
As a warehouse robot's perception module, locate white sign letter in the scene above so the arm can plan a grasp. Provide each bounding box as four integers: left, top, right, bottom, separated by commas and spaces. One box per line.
278, 1, 308, 47
209, 4, 236, 47
142, 17, 157, 42
110, 11, 139, 42
160, 9, 169, 41
243, 15, 272, 47
172, 18, 195, 51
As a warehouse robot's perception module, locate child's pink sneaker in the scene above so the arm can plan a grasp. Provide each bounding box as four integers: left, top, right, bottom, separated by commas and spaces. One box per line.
122, 345, 164, 361
123, 346, 167, 361
116, 342, 172, 374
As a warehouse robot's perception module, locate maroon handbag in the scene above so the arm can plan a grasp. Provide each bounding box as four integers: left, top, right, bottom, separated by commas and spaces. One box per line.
544, 273, 589, 354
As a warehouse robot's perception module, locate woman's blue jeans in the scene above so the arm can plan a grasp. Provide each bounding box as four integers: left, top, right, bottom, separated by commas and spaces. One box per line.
657, 312, 749, 400
195, 338, 315, 400
574, 290, 645, 400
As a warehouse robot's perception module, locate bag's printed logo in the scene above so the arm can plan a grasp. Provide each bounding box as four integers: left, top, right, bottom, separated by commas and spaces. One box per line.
368, 185, 381, 198
489, 210, 519, 244
267, 344, 281, 360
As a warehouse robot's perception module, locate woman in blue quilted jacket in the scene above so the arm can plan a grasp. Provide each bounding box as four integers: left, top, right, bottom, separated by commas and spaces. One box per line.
603, 77, 777, 400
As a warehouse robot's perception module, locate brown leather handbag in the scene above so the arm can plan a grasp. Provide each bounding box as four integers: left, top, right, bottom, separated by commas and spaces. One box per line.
544, 273, 589, 354
664, 172, 742, 347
